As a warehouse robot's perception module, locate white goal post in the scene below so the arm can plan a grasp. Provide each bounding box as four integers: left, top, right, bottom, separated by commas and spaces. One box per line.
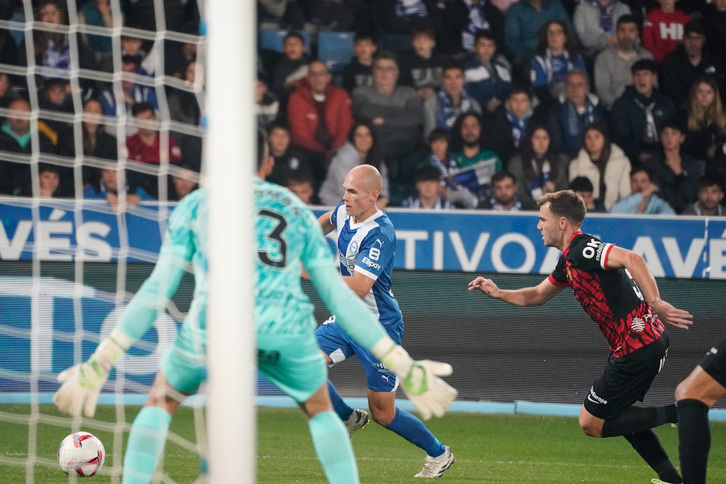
206, 1, 257, 483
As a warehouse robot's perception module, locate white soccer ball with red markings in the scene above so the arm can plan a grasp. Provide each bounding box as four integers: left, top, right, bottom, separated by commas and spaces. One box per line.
57, 431, 105, 477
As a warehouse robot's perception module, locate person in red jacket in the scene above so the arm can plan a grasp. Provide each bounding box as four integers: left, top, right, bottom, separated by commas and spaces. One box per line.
642, 0, 690, 63
287, 60, 353, 186
126, 102, 182, 197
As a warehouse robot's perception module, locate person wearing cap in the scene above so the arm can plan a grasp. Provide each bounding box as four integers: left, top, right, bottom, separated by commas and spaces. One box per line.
661, 20, 725, 109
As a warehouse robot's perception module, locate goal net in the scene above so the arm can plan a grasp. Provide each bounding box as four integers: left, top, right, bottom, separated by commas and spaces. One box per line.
0, 0, 254, 481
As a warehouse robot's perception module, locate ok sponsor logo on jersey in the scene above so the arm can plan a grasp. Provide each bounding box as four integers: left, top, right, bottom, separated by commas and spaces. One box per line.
581, 238, 605, 261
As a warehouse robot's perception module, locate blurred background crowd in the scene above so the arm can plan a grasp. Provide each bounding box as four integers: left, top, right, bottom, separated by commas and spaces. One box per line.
1, 0, 726, 216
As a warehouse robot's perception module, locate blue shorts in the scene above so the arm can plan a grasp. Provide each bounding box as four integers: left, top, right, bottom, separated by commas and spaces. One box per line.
316, 319, 399, 393
257, 332, 327, 403
161, 322, 207, 394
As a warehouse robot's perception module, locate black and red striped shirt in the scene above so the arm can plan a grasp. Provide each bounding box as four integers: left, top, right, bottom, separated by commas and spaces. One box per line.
548, 232, 664, 357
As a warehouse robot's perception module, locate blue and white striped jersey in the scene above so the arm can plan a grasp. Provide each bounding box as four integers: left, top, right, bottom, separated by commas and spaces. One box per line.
330, 203, 404, 342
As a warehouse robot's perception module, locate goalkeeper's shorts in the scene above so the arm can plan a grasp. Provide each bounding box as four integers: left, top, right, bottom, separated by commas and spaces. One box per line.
161, 322, 207, 394
257, 332, 327, 403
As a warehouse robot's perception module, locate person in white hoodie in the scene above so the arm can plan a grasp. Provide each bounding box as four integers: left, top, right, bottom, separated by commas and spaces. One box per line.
569, 122, 631, 210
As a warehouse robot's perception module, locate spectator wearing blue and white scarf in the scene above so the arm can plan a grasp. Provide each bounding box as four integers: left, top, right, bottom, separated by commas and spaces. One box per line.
461, 30, 512, 113
507, 123, 570, 207
531, 21, 586, 107
427, 128, 480, 207
436, 0, 504, 56
424, 64, 482, 137
505, 88, 536, 148
396, 0, 429, 17
547, 69, 607, 159
461, 0, 492, 51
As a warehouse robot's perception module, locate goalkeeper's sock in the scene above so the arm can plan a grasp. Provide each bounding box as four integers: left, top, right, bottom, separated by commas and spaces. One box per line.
623, 430, 681, 483
123, 406, 172, 484
677, 398, 711, 484
308, 411, 360, 484
327, 380, 354, 421
601, 405, 677, 437
385, 407, 445, 458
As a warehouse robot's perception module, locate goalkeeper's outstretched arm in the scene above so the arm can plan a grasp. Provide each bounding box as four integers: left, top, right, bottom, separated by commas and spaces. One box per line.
307, 261, 458, 419
54, 222, 193, 417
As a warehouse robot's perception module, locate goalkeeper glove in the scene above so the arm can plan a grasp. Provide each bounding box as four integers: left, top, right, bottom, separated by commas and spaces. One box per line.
53, 329, 133, 417
372, 337, 457, 420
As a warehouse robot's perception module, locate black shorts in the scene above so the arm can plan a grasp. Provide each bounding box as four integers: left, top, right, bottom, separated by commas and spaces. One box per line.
698, 336, 726, 388
584, 333, 670, 420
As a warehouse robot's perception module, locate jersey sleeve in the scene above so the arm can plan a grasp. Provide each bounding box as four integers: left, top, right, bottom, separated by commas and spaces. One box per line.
548, 255, 570, 287
568, 234, 614, 271
117, 193, 197, 340
354, 229, 394, 281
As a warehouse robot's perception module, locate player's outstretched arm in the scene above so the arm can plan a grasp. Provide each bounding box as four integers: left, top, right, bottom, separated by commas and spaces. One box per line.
308, 262, 457, 419
606, 246, 693, 329
55, 202, 195, 417
468, 276, 561, 306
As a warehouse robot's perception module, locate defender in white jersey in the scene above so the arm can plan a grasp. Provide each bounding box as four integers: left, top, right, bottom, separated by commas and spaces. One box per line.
54, 132, 456, 484
316, 165, 456, 478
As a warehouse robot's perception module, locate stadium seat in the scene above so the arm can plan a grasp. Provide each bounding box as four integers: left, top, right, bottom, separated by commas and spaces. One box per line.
258, 29, 311, 54
317, 31, 355, 75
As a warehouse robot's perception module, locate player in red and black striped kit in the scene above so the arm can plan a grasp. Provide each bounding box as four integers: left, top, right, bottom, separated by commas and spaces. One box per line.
469, 190, 693, 484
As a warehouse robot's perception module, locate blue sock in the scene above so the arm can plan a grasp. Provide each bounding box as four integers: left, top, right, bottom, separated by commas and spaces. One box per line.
327, 380, 354, 421
123, 407, 172, 484
385, 407, 445, 457
308, 411, 360, 484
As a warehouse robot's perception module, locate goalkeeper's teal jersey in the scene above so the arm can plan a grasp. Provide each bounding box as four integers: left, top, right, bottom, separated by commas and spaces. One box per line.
117, 188, 208, 345
254, 178, 335, 335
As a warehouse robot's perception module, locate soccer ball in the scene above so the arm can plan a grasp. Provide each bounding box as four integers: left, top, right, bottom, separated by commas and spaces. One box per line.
57, 431, 105, 477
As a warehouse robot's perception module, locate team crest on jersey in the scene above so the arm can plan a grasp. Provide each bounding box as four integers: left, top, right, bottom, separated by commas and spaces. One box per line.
349, 241, 359, 254
631, 317, 645, 332
565, 265, 574, 282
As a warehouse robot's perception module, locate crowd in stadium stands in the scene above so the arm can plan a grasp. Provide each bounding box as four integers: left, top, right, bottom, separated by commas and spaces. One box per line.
0, 0, 200, 206
1, 0, 726, 216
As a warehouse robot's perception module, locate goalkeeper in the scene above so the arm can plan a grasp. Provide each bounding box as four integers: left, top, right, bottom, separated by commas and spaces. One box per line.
54, 131, 457, 484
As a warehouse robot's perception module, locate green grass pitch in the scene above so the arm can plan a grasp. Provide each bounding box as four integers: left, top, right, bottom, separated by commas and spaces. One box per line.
1, 405, 725, 483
